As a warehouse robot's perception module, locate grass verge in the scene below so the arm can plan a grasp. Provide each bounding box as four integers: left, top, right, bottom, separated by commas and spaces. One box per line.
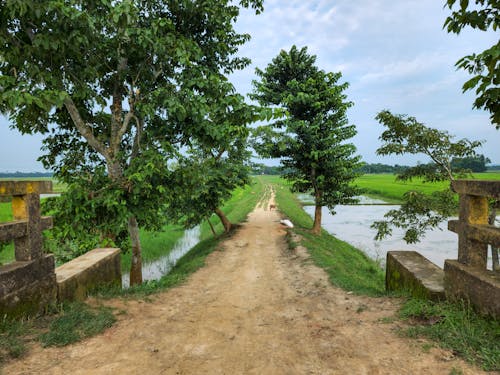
0, 301, 116, 364
264, 175, 385, 296
399, 298, 500, 371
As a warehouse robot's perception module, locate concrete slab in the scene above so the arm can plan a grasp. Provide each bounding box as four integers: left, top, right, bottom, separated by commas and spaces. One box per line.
56, 248, 121, 301
386, 251, 445, 300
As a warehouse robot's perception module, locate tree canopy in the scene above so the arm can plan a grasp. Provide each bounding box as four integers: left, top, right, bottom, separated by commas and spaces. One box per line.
0, 0, 263, 284
444, 0, 500, 128
252, 46, 361, 234
372, 110, 483, 243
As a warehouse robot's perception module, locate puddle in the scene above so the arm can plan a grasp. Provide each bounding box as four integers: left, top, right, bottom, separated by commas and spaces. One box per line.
122, 225, 201, 288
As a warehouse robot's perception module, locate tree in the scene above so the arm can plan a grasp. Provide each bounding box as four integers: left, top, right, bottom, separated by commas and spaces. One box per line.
444, 0, 500, 128
164, 91, 258, 234
372, 110, 484, 243
251, 46, 361, 234
0, 0, 263, 285
451, 154, 491, 172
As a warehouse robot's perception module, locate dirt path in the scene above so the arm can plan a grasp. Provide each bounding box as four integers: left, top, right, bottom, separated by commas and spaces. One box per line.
4, 186, 486, 374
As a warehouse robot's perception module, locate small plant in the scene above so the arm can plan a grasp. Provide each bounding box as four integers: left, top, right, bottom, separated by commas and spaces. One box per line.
0, 316, 30, 362
39, 302, 115, 347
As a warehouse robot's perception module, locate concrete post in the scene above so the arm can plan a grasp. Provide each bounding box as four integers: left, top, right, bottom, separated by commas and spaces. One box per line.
457, 193, 489, 268
12, 193, 43, 261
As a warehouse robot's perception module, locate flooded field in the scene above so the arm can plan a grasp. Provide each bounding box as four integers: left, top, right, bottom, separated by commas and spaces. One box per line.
301, 196, 496, 269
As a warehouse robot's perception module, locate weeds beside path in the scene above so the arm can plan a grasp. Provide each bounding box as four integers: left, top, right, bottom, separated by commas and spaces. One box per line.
3, 184, 486, 374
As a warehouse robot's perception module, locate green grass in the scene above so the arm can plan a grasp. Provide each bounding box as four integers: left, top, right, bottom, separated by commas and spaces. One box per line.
0, 301, 116, 364
263, 175, 385, 296
0, 317, 30, 362
39, 302, 116, 347
399, 298, 500, 371
355, 173, 500, 203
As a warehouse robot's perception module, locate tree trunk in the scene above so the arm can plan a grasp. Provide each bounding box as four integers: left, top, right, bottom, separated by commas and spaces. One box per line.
312, 189, 322, 235
312, 204, 322, 235
215, 208, 232, 232
128, 215, 143, 285
207, 217, 217, 237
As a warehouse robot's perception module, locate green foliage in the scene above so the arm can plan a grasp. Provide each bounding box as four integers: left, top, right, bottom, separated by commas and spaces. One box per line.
39, 302, 116, 347
400, 298, 500, 371
373, 111, 483, 243
376, 110, 482, 181
444, 0, 500, 128
164, 92, 259, 230
266, 176, 385, 296
0, 0, 263, 281
373, 189, 457, 243
357, 163, 410, 174
451, 154, 491, 172
252, 46, 361, 231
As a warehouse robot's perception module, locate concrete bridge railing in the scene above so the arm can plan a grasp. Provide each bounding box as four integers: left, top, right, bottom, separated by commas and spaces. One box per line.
445, 180, 500, 317
386, 179, 500, 318
0, 180, 122, 317
0, 181, 57, 316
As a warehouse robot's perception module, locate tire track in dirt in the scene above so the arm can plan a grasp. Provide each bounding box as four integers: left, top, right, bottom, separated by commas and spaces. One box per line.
3, 185, 486, 374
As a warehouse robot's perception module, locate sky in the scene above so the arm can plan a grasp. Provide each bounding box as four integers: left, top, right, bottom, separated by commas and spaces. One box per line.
0, 0, 498, 171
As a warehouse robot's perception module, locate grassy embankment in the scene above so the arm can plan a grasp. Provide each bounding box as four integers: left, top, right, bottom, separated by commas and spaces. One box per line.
0, 178, 265, 363
356, 172, 500, 204
263, 175, 385, 296
266, 174, 499, 371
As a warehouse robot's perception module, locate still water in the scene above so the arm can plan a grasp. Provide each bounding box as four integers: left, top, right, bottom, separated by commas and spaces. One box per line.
122, 225, 201, 288
301, 196, 497, 269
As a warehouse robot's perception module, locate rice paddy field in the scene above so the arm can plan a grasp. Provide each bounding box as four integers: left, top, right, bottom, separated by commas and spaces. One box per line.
355, 172, 500, 203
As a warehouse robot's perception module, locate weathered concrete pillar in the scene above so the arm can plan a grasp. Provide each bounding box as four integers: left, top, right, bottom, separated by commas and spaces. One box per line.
12, 193, 42, 261
457, 193, 489, 268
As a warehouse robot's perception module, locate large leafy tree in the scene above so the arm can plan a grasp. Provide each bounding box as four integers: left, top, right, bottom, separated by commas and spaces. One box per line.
444, 0, 500, 128
252, 46, 361, 235
0, 0, 263, 284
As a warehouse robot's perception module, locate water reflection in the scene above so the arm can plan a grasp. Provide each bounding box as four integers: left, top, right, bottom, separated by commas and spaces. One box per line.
122, 225, 201, 288
303, 204, 458, 269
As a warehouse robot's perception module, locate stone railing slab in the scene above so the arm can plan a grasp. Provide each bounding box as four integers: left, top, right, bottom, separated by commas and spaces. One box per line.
0, 181, 53, 196
448, 220, 500, 247
386, 251, 445, 300
0, 255, 57, 316
0, 216, 53, 242
451, 180, 500, 198
56, 248, 121, 301
445, 260, 500, 318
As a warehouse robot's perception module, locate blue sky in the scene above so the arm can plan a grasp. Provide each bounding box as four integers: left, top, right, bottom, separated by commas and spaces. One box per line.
0, 0, 498, 171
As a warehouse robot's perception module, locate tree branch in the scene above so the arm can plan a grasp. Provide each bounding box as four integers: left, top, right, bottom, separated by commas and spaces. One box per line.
63, 97, 110, 160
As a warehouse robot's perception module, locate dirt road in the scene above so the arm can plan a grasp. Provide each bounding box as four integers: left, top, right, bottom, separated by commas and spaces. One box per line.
4, 187, 486, 374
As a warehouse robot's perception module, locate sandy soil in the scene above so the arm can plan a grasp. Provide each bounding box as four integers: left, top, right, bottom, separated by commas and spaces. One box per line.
3, 186, 488, 374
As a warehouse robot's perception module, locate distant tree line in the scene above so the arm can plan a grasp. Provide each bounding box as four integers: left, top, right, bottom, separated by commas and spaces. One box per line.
0, 171, 53, 178
451, 155, 490, 173
357, 163, 410, 174
251, 155, 493, 176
